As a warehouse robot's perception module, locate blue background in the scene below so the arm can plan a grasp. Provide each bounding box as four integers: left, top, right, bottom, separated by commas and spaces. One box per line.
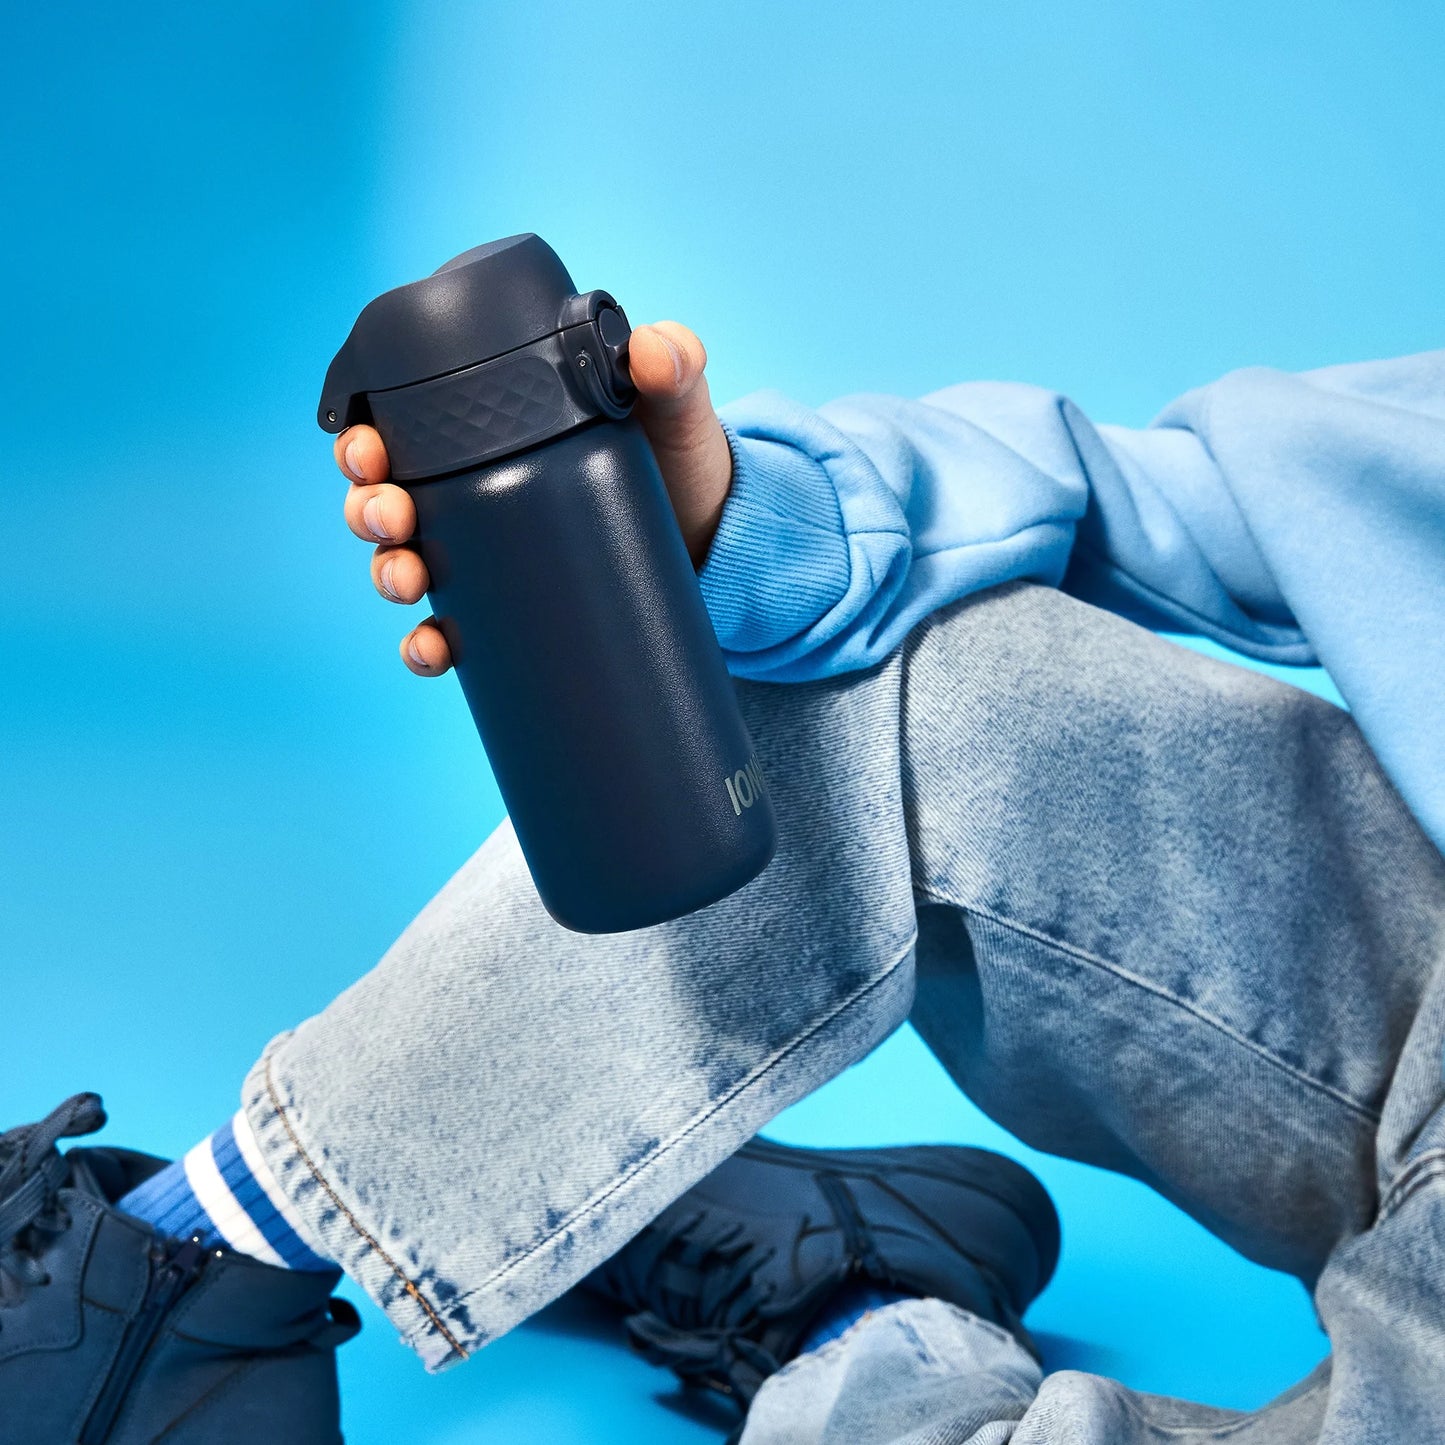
4, 3, 1442, 1439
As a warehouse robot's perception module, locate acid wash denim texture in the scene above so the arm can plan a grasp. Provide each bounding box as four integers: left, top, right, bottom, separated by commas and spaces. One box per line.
241, 584, 1445, 1443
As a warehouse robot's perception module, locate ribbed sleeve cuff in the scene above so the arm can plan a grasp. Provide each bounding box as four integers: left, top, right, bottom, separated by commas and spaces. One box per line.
698, 420, 850, 656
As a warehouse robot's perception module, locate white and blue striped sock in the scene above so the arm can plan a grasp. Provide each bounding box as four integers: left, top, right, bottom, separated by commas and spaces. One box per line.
118, 1110, 335, 1272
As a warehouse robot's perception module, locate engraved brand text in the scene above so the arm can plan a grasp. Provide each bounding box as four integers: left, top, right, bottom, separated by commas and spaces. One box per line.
725, 753, 768, 816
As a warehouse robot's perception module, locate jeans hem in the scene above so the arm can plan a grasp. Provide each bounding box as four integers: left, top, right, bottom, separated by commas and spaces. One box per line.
243, 931, 918, 1372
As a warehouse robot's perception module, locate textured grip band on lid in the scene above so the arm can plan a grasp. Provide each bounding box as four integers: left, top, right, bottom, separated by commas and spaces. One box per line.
370, 352, 570, 482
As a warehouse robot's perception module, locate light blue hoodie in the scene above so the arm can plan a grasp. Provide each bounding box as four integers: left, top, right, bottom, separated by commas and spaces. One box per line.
698, 352, 1445, 858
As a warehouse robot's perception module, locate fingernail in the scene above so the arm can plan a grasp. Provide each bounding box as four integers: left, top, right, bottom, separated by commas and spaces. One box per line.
379, 558, 401, 601
362, 495, 389, 540
345, 439, 366, 481
406, 637, 428, 669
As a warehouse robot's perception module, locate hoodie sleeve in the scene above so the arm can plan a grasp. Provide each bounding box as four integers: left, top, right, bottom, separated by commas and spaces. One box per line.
700, 351, 1445, 854
701, 379, 1315, 681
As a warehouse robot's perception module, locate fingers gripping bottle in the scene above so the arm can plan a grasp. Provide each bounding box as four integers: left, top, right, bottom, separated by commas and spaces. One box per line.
318, 235, 777, 933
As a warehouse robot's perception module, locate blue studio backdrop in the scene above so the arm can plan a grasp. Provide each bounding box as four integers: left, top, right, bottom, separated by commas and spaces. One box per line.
4, 4, 1442, 1441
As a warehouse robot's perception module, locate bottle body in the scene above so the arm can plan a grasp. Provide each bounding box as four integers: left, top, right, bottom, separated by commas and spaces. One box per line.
409, 417, 776, 932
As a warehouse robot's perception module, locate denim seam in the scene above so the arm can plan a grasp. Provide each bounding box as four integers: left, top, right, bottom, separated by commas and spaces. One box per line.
436, 928, 919, 1325
912, 881, 1383, 1125
1379, 1147, 1445, 1224
1103, 1373, 1327, 1441
261, 1055, 470, 1361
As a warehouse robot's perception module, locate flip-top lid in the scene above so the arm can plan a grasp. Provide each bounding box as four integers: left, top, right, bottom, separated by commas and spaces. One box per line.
318, 234, 578, 432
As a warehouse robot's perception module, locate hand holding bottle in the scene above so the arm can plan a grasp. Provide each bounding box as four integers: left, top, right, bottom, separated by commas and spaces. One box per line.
319, 236, 774, 932
336, 321, 733, 676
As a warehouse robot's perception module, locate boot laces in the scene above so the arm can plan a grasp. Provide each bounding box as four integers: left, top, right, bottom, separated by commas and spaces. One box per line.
632, 1172, 892, 1402
614, 1168, 1033, 1401
0, 1094, 106, 1303
610, 1209, 793, 1403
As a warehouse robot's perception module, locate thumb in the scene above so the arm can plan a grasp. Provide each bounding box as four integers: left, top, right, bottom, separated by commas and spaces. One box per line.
628, 321, 733, 564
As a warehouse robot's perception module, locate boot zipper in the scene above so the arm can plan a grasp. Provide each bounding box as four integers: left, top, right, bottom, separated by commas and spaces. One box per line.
79, 1234, 210, 1445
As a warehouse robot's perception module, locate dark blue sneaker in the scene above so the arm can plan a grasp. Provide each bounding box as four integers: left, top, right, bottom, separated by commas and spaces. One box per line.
584, 1137, 1060, 1408
0, 1094, 360, 1445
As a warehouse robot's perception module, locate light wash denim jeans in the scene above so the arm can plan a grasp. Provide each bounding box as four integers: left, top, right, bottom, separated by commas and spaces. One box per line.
241, 583, 1445, 1444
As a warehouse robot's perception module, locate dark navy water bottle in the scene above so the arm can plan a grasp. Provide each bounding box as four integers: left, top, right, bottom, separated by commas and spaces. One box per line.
318, 235, 776, 933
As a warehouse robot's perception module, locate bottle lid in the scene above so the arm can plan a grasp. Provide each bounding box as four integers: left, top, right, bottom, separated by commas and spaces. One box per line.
317, 234, 634, 480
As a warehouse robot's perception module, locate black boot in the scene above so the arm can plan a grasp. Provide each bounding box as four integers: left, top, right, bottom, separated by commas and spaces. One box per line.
0, 1094, 360, 1445
584, 1137, 1059, 1409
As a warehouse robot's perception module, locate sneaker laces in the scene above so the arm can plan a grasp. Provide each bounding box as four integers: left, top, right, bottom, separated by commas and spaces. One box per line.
622, 1174, 883, 1402
607, 1208, 804, 1403
0, 1093, 106, 1302
612, 1169, 1037, 1402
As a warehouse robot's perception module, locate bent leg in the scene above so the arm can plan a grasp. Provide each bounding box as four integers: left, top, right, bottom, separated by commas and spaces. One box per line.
240, 580, 1445, 1441
901, 586, 1445, 1285
241, 644, 921, 1368
748, 584, 1443, 1443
